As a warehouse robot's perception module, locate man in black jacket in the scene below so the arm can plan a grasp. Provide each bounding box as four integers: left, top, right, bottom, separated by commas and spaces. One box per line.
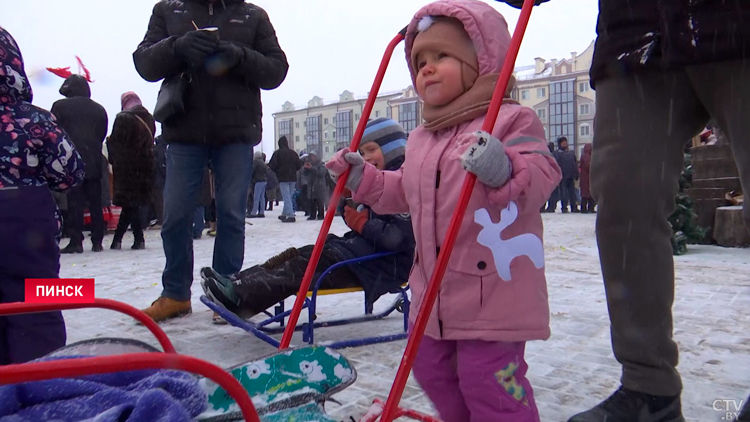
51, 75, 108, 254
553, 136, 579, 213
268, 136, 302, 222
501, 1, 750, 421
133, 0, 288, 322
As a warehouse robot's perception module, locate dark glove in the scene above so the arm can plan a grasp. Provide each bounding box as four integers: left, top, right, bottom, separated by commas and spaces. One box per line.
174, 31, 218, 65
496, 0, 550, 9
215, 41, 244, 69
343, 205, 368, 234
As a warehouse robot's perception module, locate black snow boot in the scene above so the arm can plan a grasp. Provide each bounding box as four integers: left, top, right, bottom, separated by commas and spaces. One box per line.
61, 242, 83, 254
568, 387, 684, 422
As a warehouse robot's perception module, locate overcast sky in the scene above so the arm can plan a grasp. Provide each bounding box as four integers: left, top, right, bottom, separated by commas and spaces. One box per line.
4, 0, 598, 154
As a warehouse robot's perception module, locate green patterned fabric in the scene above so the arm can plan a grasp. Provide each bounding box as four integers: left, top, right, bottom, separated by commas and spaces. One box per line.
197, 346, 356, 421
260, 402, 337, 422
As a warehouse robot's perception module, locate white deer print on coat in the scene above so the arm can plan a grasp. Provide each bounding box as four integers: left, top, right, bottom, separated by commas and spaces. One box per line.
474, 202, 545, 281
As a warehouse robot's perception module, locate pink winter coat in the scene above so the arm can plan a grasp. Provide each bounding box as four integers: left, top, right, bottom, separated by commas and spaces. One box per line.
353, 0, 562, 342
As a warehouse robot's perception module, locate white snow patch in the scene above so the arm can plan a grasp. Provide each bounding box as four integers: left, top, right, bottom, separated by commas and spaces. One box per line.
333, 364, 353, 382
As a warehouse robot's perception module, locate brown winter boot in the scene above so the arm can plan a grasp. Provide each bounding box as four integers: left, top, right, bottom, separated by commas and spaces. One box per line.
141, 297, 192, 322
261, 247, 300, 270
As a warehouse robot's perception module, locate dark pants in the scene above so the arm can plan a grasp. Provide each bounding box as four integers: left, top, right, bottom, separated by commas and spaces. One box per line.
545, 186, 559, 211
151, 185, 164, 225
233, 244, 358, 315
67, 178, 104, 246
580, 198, 596, 213
309, 198, 325, 219
161, 143, 253, 302
592, 61, 750, 397
0, 186, 66, 364
114, 206, 145, 242
559, 178, 578, 211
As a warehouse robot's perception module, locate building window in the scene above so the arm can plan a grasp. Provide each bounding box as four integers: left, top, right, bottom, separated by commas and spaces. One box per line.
580, 124, 591, 137
549, 80, 576, 147
295, 135, 300, 143
579, 104, 590, 116
324, 118, 328, 125
355, 113, 359, 121
537, 87, 546, 98
536, 108, 546, 120
521, 90, 529, 100
398, 102, 419, 134
333, 116, 337, 124
324, 131, 328, 139
278, 118, 293, 141
325, 146, 330, 153
332, 130, 336, 138
295, 122, 299, 128
305, 115, 322, 157
336, 110, 353, 151
375, 110, 380, 117
579, 82, 589, 93
386, 107, 392, 119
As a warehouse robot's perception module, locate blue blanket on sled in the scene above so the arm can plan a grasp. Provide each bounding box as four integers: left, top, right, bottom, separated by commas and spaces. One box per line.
0, 357, 207, 422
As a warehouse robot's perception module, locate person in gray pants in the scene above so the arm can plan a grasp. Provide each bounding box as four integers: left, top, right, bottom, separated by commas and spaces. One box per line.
497, 0, 750, 421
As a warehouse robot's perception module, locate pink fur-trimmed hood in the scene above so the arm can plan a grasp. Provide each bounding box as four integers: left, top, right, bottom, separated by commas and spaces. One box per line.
404, 0, 511, 87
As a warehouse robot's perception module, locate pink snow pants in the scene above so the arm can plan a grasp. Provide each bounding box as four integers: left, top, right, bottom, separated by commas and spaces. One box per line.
412, 336, 540, 422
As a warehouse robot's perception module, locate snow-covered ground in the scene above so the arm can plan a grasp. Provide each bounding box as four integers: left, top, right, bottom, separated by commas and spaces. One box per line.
60, 207, 750, 422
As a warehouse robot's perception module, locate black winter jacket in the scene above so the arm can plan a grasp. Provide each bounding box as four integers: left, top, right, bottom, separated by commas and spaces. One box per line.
133, 0, 288, 147
107, 106, 156, 207
328, 206, 415, 307
50, 76, 108, 180
591, 0, 750, 87
268, 136, 302, 182
251, 158, 267, 184
554, 148, 579, 181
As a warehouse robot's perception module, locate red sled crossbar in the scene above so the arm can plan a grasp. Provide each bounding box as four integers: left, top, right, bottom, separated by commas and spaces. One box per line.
0, 299, 261, 422
276, 0, 538, 420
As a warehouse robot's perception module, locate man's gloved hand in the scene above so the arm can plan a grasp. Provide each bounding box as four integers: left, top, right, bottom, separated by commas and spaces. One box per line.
325, 148, 365, 192
215, 41, 244, 69
496, 0, 550, 9
459, 131, 513, 188
174, 30, 219, 66
343, 205, 368, 234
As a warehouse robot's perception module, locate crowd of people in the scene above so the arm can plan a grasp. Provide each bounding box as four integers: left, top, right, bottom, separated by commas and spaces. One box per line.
1, 0, 749, 421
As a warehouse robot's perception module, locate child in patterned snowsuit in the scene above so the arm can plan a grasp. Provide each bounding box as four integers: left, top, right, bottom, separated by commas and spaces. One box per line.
326, 1, 561, 421
0, 26, 85, 363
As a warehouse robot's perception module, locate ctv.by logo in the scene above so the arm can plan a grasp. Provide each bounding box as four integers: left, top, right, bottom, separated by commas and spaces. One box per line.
713, 399, 745, 421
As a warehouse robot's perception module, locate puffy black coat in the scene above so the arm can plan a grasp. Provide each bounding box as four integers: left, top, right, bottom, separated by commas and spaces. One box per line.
50, 76, 108, 180
106, 105, 156, 207
268, 136, 302, 182
591, 0, 750, 87
133, 0, 288, 147
554, 148, 578, 181
328, 207, 415, 306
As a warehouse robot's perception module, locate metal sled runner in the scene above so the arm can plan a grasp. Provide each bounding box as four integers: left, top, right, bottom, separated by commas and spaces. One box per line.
202, 251, 410, 349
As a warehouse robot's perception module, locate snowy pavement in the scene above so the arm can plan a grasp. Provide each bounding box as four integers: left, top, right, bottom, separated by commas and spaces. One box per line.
60, 207, 750, 422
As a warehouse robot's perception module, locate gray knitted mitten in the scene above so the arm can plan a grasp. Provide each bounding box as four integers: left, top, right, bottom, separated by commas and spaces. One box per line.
459, 131, 513, 188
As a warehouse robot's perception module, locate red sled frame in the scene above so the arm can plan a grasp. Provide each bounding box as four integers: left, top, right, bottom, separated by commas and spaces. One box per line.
276, 0, 538, 420
0, 298, 262, 422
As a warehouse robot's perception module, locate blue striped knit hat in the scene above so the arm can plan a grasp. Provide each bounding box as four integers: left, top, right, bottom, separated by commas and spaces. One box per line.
361, 118, 407, 170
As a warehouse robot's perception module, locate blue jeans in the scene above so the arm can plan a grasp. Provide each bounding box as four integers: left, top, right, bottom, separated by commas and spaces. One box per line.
279, 182, 295, 217
193, 206, 205, 238
250, 181, 267, 216
161, 143, 253, 301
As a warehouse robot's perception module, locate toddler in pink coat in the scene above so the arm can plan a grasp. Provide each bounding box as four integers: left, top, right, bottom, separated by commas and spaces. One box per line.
327, 1, 561, 421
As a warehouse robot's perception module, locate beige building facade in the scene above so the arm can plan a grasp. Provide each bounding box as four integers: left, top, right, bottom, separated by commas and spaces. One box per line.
272, 87, 423, 161
511, 40, 596, 158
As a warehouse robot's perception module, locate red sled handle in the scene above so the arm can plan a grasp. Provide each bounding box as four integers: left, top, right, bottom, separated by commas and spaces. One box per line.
279, 27, 408, 350
378, 1, 538, 421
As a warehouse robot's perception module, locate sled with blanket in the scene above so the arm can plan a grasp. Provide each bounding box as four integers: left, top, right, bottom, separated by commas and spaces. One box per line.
202, 251, 410, 350
0, 299, 357, 422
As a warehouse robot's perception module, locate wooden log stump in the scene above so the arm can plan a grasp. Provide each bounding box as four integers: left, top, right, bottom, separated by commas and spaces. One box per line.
713, 206, 750, 247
